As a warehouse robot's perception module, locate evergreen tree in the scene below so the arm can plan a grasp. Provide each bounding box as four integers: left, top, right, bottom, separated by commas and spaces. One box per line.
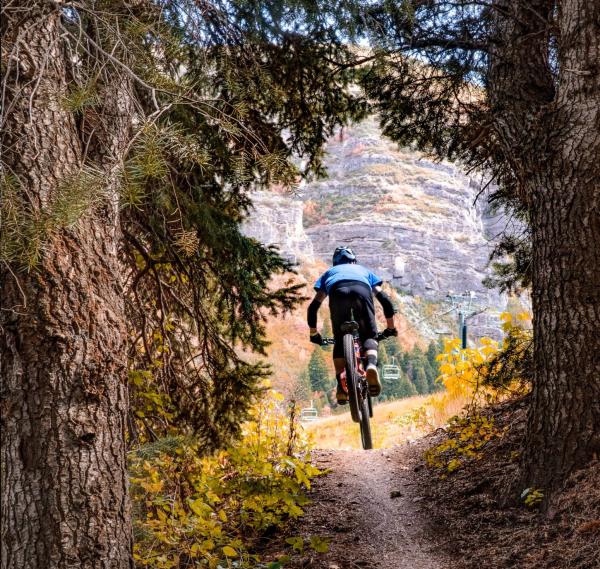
412, 367, 428, 395
378, 341, 390, 369
423, 360, 438, 393
0, 1, 366, 562
426, 340, 443, 392
397, 372, 418, 399
400, 351, 411, 375
426, 341, 439, 370
379, 343, 401, 400
351, 0, 600, 493
308, 348, 333, 404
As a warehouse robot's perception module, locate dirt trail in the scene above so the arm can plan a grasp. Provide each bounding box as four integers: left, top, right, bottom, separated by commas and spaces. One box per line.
287, 445, 451, 569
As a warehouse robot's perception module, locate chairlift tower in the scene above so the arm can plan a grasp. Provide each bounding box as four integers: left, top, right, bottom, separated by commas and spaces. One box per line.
445, 291, 487, 349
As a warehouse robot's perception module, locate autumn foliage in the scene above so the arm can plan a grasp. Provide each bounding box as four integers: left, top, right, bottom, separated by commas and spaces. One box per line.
130, 389, 321, 568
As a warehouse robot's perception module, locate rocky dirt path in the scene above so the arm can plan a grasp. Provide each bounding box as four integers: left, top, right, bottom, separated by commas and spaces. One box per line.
284, 445, 452, 569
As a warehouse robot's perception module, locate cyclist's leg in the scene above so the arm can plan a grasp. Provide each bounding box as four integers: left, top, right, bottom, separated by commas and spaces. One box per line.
329, 288, 352, 404
347, 284, 377, 357
352, 287, 381, 395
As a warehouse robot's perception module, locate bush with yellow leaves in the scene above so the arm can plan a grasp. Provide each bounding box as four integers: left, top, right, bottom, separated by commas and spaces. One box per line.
130, 389, 321, 568
433, 311, 531, 412
424, 312, 532, 475
424, 414, 507, 475
483, 312, 533, 393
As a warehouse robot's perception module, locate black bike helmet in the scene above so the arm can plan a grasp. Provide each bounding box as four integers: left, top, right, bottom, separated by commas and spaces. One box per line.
332, 246, 357, 266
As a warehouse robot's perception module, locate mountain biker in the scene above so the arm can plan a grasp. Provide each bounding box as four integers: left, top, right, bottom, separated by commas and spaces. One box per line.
307, 246, 398, 405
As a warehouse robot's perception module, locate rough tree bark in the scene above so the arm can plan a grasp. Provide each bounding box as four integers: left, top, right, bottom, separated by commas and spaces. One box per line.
490, 0, 600, 494
523, 0, 600, 493
1, 2, 133, 567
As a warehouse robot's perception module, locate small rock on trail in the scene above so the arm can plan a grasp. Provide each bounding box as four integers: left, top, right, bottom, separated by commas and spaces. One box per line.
286, 446, 451, 569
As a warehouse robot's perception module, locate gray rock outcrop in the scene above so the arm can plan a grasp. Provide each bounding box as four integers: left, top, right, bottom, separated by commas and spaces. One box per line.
300, 117, 505, 309
241, 191, 314, 262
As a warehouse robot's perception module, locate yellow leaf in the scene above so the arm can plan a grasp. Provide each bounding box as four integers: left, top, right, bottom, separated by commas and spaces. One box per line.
189, 498, 212, 517
202, 539, 215, 551
285, 536, 304, 552
190, 543, 202, 556
309, 536, 330, 553
439, 363, 454, 375
222, 546, 237, 557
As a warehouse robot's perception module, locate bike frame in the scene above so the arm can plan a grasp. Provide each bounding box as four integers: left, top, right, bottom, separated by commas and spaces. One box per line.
321, 326, 388, 449
339, 338, 367, 395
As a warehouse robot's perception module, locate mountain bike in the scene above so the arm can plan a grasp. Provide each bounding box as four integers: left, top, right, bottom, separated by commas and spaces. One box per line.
321, 324, 388, 450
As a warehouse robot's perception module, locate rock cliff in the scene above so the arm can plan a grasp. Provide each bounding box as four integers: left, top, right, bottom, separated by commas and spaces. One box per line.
241, 191, 313, 262
300, 117, 504, 304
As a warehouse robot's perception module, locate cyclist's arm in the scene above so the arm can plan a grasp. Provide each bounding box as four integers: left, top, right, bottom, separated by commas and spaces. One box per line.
307, 290, 327, 333
373, 285, 396, 329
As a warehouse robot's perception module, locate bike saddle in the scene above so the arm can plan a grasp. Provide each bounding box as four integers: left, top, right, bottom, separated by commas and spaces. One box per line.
341, 320, 359, 334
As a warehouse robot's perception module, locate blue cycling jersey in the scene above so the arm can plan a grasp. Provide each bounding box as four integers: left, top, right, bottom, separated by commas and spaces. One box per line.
314, 264, 383, 295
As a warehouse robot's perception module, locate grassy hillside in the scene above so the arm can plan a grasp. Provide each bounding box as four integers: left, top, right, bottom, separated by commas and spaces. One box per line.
303, 396, 430, 450
303, 390, 471, 450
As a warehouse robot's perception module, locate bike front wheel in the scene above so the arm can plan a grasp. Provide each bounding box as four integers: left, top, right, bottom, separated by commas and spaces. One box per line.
343, 333, 360, 423
360, 394, 373, 450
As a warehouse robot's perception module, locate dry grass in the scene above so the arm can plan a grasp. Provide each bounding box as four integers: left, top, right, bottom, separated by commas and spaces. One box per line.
303, 394, 465, 450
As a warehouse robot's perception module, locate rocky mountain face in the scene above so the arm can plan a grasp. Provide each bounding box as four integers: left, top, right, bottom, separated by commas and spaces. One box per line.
241, 191, 313, 261
243, 117, 509, 340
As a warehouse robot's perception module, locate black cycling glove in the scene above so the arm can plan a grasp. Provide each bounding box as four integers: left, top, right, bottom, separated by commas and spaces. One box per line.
383, 327, 398, 338
310, 332, 323, 345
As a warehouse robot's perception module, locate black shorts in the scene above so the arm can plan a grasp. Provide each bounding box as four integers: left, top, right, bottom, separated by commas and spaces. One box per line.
329, 280, 377, 358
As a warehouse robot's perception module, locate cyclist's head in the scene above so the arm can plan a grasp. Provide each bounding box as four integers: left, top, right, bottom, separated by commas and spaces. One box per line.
332, 246, 357, 266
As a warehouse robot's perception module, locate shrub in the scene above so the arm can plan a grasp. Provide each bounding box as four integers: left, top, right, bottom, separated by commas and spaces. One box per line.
424, 414, 507, 475
433, 312, 531, 413
483, 312, 532, 392
424, 312, 532, 476
130, 389, 321, 568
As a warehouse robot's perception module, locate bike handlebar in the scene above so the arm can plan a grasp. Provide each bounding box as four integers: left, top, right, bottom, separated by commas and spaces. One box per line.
320, 332, 388, 346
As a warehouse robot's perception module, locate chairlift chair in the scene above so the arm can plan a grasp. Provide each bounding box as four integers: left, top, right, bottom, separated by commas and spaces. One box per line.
300, 400, 319, 422
382, 364, 400, 381
382, 356, 400, 381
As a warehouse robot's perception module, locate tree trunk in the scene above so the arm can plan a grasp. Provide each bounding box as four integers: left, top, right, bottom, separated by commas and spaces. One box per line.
519, 0, 600, 493
1, 3, 133, 567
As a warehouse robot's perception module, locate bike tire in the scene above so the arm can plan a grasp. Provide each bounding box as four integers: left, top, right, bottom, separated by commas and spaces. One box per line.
360, 395, 373, 450
367, 393, 373, 418
343, 333, 360, 423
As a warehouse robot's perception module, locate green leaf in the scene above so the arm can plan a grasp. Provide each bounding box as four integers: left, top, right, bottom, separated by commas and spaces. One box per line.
285, 536, 304, 552
309, 536, 330, 553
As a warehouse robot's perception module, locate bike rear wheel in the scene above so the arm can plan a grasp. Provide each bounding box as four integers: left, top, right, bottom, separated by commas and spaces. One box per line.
360, 395, 373, 450
343, 333, 360, 423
